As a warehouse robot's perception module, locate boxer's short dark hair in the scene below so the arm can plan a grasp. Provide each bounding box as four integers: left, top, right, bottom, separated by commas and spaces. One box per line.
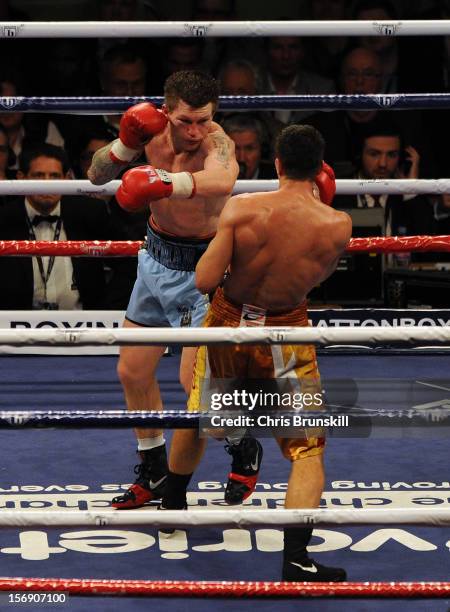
164, 70, 219, 111
276, 125, 324, 180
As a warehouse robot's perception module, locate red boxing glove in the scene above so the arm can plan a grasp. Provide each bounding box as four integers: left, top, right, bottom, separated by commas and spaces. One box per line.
110, 103, 167, 164
116, 165, 196, 212
314, 161, 336, 206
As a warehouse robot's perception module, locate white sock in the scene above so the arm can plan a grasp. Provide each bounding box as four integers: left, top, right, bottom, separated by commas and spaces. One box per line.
137, 435, 165, 451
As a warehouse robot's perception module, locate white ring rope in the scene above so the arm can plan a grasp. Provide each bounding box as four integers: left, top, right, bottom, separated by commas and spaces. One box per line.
0, 326, 449, 347
1, 20, 450, 38
0, 508, 447, 528
0, 179, 449, 196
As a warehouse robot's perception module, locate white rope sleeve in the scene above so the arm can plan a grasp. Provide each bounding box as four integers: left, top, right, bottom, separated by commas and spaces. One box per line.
2, 21, 450, 38
0, 326, 449, 347
0, 508, 447, 528
0, 179, 449, 196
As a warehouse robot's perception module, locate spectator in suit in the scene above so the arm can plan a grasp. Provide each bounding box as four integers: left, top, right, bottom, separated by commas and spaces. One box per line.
305, 47, 435, 178
350, 0, 445, 95
97, 43, 148, 137
221, 114, 277, 179
352, 0, 400, 93
0, 143, 134, 310
333, 121, 435, 243
90, 0, 164, 128
219, 59, 259, 96
259, 35, 335, 124
217, 59, 283, 159
63, 44, 152, 172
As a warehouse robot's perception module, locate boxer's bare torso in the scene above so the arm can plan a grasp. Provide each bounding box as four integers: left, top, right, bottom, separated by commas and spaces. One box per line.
145, 123, 231, 238
88, 105, 238, 239
197, 183, 352, 311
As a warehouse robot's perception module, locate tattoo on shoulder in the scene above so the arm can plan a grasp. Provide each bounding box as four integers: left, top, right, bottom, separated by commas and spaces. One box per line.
212, 134, 231, 169
87, 141, 125, 185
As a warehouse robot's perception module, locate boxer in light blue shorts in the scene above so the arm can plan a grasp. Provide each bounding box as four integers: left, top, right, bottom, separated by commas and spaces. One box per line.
126, 222, 211, 328
89, 70, 239, 511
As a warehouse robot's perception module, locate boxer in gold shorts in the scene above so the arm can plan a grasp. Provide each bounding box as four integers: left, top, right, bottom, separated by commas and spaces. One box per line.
161, 125, 352, 582
188, 286, 325, 463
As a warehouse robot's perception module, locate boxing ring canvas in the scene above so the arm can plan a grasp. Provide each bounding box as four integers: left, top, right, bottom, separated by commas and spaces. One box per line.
0, 351, 448, 612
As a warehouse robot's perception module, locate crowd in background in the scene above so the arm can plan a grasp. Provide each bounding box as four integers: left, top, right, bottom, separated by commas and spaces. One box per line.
0, 0, 449, 309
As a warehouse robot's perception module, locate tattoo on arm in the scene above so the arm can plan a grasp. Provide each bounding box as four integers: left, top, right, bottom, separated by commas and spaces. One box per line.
212, 134, 230, 169
87, 141, 126, 185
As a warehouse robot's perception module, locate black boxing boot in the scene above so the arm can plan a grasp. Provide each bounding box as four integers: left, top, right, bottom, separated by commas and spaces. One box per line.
224, 435, 263, 505
158, 471, 192, 535
112, 446, 168, 509
282, 527, 347, 582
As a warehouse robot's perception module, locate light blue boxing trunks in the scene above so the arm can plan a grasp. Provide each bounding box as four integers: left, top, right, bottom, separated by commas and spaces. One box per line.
125, 221, 212, 327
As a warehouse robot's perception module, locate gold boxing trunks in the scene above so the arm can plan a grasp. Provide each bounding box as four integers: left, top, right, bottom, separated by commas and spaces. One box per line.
188, 287, 325, 461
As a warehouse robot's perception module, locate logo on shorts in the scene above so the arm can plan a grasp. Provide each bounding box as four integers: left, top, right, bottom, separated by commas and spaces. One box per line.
184, 24, 211, 37
178, 306, 193, 327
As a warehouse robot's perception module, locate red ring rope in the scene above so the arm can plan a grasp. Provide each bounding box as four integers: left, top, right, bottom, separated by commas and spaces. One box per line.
346, 235, 450, 253
0, 235, 449, 256
0, 578, 448, 597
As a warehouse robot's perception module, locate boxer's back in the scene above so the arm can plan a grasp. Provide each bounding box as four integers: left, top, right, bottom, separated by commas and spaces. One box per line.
223, 188, 351, 310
